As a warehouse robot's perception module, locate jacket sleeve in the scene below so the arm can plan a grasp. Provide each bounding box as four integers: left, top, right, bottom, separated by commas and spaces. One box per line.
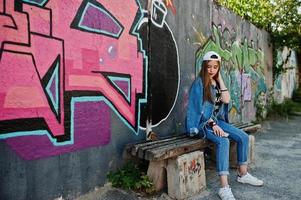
185, 78, 204, 134
216, 103, 229, 123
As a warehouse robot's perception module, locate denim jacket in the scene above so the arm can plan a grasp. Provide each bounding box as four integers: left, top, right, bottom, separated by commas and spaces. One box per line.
185, 77, 229, 137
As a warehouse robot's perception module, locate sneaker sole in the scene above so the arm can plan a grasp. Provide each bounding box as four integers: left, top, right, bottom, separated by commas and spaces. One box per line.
218, 194, 236, 200
237, 179, 264, 187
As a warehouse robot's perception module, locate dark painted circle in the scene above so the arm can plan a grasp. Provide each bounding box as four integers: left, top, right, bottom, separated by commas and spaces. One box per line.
139, 22, 179, 128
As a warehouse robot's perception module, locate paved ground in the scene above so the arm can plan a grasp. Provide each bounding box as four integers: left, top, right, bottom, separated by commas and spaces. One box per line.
73, 116, 301, 200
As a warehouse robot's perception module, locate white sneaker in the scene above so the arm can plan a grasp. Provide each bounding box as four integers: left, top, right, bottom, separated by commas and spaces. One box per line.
218, 185, 236, 200
237, 172, 264, 186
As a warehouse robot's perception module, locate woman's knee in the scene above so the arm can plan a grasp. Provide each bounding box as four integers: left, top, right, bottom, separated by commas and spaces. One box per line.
216, 137, 230, 147
239, 131, 249, 145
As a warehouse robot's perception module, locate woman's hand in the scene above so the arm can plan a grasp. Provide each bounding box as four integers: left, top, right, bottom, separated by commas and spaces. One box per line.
217, 71, 223, 82
212, 125, 226, 137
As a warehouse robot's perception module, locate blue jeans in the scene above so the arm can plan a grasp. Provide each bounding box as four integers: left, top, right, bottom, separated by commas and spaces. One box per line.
204, 119, 249, 176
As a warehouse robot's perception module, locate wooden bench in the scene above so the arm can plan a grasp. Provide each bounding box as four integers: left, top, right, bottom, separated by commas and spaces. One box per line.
125, 122, 261, 192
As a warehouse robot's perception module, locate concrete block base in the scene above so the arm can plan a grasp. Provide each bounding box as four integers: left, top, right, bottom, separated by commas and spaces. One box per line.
147, 160, 167, 191
166, 151, 206, 199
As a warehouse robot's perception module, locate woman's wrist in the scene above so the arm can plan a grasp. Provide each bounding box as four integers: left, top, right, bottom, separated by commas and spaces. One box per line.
208, 121, 217, 127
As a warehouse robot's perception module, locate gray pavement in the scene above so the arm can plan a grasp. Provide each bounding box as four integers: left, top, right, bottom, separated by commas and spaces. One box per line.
73, 116, 301, 200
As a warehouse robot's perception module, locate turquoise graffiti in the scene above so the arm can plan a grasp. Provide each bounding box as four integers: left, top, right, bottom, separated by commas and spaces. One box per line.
274, 48, 297, 98
274, 48, 297, 92
274, 50, 284, 91
196, 24, 267, 114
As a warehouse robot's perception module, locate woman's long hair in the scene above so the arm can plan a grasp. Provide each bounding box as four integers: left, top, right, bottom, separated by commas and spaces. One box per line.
198, 60, 220, 103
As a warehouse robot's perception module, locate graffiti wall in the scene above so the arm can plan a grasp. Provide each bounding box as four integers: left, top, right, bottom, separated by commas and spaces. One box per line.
0, 0, 149, 159
0, 0, 149, 199
194, 24, 268, 122
274, 47, 299, 103
0, 0, 282, 199
170, 1, 273, 125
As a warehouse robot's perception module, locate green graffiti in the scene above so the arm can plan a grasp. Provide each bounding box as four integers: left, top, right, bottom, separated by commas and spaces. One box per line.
195, 24, 267, 113
229, 70, 241, 112
274, 50, 283, 91
231, 41, 243, 70
195, 26, 232, 74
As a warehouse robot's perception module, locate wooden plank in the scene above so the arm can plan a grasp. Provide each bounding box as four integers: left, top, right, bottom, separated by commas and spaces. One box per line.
126, 135, 188, 156
145, 139, 209, 161
237, 123, 260, 130
234, 122, 251, 128
134, 135, 189, 157
137, 137, 193, 159
145, 137, 197, 153
230, 123, 261, 133
232, 121, 258, 129
241, 124, 261, 133
125, 123, 261, 161
231, 122, 245, 127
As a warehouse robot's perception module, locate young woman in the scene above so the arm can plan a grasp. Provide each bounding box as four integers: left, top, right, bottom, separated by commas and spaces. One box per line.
186, 51, 263, 200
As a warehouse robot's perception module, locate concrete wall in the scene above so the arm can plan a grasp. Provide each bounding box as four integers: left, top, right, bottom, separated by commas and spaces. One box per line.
0, 0, 292, 199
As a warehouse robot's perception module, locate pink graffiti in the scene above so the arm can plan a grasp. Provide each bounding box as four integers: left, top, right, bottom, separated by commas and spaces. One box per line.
1, 1, 65, 136
52, 0, 144, 127
0, 0, 28, 47
1, 0, 145, 145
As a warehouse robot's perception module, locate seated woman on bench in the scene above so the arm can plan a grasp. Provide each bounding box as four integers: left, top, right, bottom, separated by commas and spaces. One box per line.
186, 51, 263, 200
